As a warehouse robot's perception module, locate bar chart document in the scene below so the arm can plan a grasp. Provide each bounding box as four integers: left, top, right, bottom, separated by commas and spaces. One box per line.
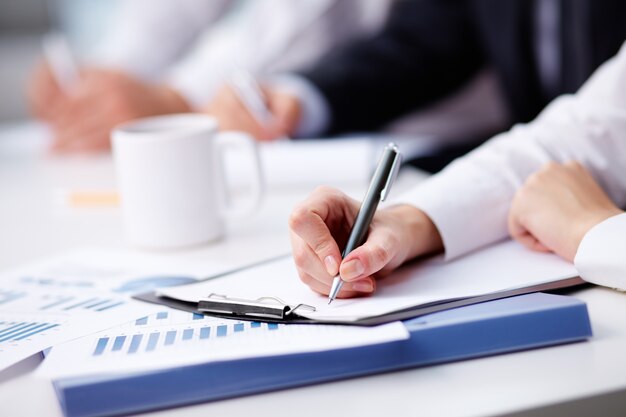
0, 248, 232, 370
37, 308, 408, 378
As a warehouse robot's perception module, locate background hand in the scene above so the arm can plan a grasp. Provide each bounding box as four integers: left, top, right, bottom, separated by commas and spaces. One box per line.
289, 186, 442, 298
508, 161, 623, 261
204, 84, 300, 141
46, 69, 191, 153
27, 60, 66, 122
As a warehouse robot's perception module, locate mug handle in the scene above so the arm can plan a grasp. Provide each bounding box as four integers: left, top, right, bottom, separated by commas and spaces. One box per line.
214, 131, 264, 219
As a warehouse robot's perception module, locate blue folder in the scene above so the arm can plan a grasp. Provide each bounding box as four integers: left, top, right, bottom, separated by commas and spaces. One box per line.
53, 292, 592, 417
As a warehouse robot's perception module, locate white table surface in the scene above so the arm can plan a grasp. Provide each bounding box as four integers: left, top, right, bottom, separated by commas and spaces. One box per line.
1, 122, 625, 417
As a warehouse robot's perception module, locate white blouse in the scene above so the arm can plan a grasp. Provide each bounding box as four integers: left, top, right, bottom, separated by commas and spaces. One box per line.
575, 213, 626, 291
394, 41, 626, 290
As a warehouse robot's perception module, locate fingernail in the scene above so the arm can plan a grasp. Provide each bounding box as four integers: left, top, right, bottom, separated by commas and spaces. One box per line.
341, 259, 364, 280
352, 280, 373, 292
324, 256, 338, 276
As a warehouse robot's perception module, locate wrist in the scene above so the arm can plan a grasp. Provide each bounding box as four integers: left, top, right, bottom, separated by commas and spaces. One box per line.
386, 204, 443, 260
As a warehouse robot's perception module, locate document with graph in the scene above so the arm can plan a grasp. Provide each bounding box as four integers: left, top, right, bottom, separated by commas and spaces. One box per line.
0, 248, 233, 370
36, 307, 409, 378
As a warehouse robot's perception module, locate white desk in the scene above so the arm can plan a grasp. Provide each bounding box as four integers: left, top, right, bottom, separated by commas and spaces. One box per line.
1, 122, 625, 417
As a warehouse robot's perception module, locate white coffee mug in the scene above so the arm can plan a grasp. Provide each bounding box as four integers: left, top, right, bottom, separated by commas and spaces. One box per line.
112, 114, 263, 249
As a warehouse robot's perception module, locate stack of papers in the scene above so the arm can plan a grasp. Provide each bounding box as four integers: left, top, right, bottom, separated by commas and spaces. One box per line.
0, 249, 233, 371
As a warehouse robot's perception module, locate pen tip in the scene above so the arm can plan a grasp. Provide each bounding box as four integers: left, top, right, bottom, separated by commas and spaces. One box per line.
328, 299, 333, 305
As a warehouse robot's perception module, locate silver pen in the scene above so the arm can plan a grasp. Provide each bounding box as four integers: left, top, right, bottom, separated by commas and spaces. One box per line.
328, 143, 402, 304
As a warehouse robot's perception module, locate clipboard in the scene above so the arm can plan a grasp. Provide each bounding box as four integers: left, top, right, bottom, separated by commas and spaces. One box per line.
134, 239, 588, 325
134, 276, 588, 326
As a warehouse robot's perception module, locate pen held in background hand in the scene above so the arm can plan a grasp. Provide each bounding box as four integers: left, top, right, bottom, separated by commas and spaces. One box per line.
42, 32, 80, 94
328, 143, 403, 304
229, 70, 290, 141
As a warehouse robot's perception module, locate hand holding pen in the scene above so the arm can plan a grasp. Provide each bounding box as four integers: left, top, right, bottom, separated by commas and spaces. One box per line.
204, 73, 300, 141
289, 144, 444, 301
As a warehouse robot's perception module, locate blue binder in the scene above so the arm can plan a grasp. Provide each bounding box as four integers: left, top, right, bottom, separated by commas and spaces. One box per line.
53, 293, 592, 417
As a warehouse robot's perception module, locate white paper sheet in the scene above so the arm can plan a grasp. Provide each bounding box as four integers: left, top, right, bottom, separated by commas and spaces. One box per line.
0, 249, 233, 371
159, 240, 579, 322
37, 307, 409, 379
224, 138, 376, 189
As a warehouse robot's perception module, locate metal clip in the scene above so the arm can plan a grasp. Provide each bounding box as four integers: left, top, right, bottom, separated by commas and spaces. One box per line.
197, 293, 316, 320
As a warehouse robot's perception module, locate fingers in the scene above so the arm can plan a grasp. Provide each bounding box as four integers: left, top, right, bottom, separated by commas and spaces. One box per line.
508, 212, 551, 253
205, 86, 272, 139
290, 231, 334, 285
267, 89, 300, 138
298, 270, 373, 298
289, 187, 377, 298
339, 224, 399, 282
289, 187, 356, 276
205, 84, 299, 141
291, 233, 375, 297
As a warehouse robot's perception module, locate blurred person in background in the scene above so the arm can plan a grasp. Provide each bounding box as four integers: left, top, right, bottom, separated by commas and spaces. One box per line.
207, 0, 626, 170
28, 0, 393, 152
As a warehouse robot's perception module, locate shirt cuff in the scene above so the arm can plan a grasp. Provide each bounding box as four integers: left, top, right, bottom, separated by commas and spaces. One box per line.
574, 212, 626, 291
390, 161, 512, 260
265, 74, 331, 138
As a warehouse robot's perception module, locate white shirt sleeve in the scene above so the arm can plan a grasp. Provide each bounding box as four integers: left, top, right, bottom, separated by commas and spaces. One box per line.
575, 213, 626, 291
87, 0, 231, 80
393, 41, 626, 260
167, 0, 392, 110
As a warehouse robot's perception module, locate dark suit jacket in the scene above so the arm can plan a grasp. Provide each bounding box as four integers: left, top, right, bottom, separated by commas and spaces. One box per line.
301, 0, 626, 135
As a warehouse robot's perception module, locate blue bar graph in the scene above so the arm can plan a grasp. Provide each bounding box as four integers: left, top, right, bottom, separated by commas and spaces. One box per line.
0, 323, 39, 342
94, 301, 125, 312
146, 333, 160, 351
0, 322, 27, 337
0, 321, 59, 343
1, 323, 47, 342
63, 297, 100, 311
94, 338, 109, 356
14, 324, 58, 340
128, 334, 143, 354
88, 322, 280, 357
192, 313, 204, 320
0, 290, 26, 306
135, 317, 148, 326
83, 299, 113, 309
40, 296, 75, 310
200, 327, 210, 339
157, 312, 168, 320
112, 336, 126, 351
164, 331, 177, 345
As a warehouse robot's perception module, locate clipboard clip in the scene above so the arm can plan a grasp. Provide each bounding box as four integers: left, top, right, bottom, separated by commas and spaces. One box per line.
197, 293, 316, 320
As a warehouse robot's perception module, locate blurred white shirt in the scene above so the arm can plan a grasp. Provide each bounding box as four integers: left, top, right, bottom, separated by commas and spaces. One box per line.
87, 0, 393, 108
394, 40, 626, 290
